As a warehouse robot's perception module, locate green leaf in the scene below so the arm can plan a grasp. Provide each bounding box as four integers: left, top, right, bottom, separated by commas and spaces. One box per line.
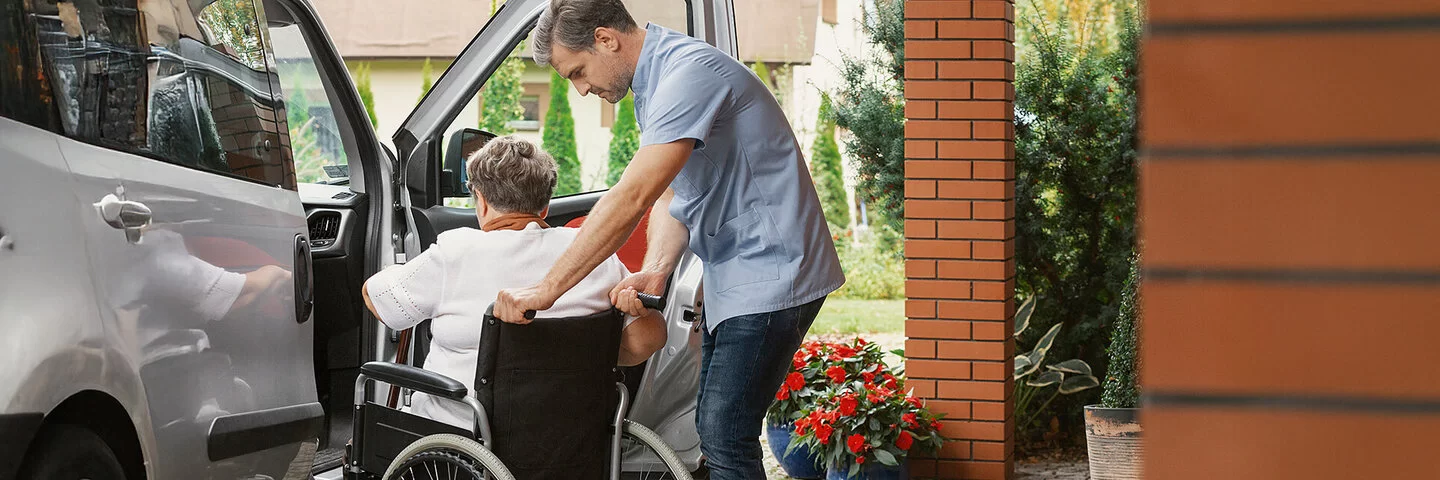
874, 448, 898, 466
868, 418, 880, 431
1013, 354, 1037, 379
1026, 370, 1063, 388
890, 348, 906, 357
1034, 323, 1063, 354
1046, 359, 1092, 376
1014, 296, 1036, 336
848, 460, 861, 478
1059, 374, 1101, 394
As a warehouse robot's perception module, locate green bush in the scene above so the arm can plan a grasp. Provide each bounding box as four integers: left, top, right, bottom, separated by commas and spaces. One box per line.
1101, 253, 1141, 409
812, 94, 850, 230
1013, 0, 1140, 439
606, 94, 639, 186
832, 233, 904, 300
830, 0, 904, 233
353, 62, 377, 128
544, 70, 581, 195
478, 48, 524, 135
418, 57, 434, 103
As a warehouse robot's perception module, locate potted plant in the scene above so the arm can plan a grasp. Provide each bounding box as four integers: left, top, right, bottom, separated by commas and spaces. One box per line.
785, 340, 944, 479
1085, 254, 1142, 479
769, 339, 894, 478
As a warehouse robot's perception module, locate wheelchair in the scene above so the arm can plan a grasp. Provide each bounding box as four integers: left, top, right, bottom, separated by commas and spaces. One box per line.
344, 299, 693, 480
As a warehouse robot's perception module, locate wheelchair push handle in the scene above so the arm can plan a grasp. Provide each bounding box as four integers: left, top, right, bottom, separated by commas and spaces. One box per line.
636, 292, 665, 311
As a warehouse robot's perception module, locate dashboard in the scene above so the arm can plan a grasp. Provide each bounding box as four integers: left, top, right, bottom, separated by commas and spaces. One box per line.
299, 183, 364, 258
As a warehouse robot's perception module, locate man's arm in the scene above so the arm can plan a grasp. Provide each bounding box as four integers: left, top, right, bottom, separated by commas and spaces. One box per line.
492, 140, 693, 324
610, 188, 690, 313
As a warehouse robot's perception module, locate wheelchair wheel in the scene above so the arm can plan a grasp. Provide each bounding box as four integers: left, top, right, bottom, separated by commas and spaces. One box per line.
620, 419, 693, 480
383, 434, 514, 480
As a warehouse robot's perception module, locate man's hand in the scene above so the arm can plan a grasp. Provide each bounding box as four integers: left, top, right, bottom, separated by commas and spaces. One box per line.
609, 270, 668, 317
494, 284, 560, 324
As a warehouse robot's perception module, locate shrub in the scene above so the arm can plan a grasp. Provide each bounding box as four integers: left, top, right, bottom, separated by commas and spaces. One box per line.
830, 0, 904, 232
832, 237, 904, 300
812, 94, 850, 230
1011, 0, 1139, 438
1100, 252, 1141, 409
418, 57, 434, 103
478, 47, 524, 135
544, 70, 582, 195
353, 62, 377, 128
606, 94, 639, 186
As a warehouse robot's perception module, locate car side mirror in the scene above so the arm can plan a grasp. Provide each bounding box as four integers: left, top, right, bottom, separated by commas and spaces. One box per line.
441, 128, 496, 197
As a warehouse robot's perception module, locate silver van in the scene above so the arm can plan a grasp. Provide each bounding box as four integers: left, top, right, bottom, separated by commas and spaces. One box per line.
0, 0, 731, 478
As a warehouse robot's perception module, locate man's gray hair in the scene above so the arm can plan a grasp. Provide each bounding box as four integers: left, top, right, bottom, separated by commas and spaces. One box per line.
531, 0, 638, 67
465, 136, 557, 214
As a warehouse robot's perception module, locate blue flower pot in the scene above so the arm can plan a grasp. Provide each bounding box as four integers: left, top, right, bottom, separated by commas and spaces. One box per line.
825, 459, 910, 480
766, 422, 826, 479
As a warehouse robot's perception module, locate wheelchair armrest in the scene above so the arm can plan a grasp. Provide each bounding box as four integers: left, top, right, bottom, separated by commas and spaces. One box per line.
360, 361, 468, 401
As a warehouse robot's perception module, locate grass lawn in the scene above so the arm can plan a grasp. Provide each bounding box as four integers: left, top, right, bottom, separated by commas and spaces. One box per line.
809, 298, 905, 335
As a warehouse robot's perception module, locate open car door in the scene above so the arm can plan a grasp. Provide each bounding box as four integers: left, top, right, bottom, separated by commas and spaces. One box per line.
378, 0, 740, 474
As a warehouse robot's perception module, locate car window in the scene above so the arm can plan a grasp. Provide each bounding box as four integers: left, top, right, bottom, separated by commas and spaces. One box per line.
268, 22, 354, 184
0, 0, 62, 131
33, 0, 296, 190
439, 0, 684, 207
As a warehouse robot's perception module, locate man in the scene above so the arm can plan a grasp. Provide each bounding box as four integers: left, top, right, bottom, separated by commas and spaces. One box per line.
493, 0, 844, 477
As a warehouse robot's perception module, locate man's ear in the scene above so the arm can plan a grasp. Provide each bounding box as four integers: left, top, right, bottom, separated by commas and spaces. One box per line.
539, 205, 550, 219
594, 27, 620, 53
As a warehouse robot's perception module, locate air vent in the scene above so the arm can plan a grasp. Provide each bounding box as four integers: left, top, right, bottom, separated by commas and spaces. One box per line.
332, 191, 355, 200
308, 211, 341, 248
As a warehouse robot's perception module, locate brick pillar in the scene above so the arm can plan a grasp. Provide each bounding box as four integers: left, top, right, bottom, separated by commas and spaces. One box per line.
903, 1, 1016, 479
1143, 2, 1440, 479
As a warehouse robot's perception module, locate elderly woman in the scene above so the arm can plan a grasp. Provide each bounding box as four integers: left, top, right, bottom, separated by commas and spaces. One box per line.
360, 135, 666, 429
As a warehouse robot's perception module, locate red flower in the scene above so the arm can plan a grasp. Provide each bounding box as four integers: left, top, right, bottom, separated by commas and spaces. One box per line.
775, 387, 790, 401
855, 456, 866, 464
826, 366, 847, 383
846, 434, 867, 454
907, 396, 923, 408
861, 371, 876, 384
856, 337, 868, 346
786, 372, 805, 391
867, 392, 883, 403
815, 424, 834, 443
834, 344, 857, 358
932, 420, 944, 431
902, 412, 919, 428
838, 394, 858, 416
883, 373, 899, 390
895, 430, 914, 450
792, 357, 806, 370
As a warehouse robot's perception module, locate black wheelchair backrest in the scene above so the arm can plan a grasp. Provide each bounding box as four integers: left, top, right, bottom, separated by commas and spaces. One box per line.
473, 309, 624, 480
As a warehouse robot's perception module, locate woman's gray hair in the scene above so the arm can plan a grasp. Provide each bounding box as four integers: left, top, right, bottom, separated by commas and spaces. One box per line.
465, 136, 557, 214
532, 0, 638, 67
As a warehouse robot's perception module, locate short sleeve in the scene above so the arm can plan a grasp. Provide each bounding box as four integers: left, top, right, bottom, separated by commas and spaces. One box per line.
364, 246, 446, 331
639, 63, 731, 150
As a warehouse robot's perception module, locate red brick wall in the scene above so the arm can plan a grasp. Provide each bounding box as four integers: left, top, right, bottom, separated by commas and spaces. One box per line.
1143, 1, 1440, 478
903, 1, 1016, 478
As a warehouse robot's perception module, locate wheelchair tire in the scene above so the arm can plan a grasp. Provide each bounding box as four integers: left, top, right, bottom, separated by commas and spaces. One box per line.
383, 433, 514, 480
620, 419, 693, 480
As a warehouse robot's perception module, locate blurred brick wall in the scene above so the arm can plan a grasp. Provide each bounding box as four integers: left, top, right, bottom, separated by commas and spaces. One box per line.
1143, 1, 1440, 478
903, 1, 1017, 478
207, 76, 296, 189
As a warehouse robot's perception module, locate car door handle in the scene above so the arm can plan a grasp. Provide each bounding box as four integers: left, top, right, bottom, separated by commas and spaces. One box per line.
95, 194, 152, 230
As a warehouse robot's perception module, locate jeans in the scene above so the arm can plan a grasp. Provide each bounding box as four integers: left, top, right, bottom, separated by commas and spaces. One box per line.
697, 296, 826, 480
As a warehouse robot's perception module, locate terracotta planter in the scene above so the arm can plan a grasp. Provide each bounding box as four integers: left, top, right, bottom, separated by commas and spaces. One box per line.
1084, 405, 1142, 479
